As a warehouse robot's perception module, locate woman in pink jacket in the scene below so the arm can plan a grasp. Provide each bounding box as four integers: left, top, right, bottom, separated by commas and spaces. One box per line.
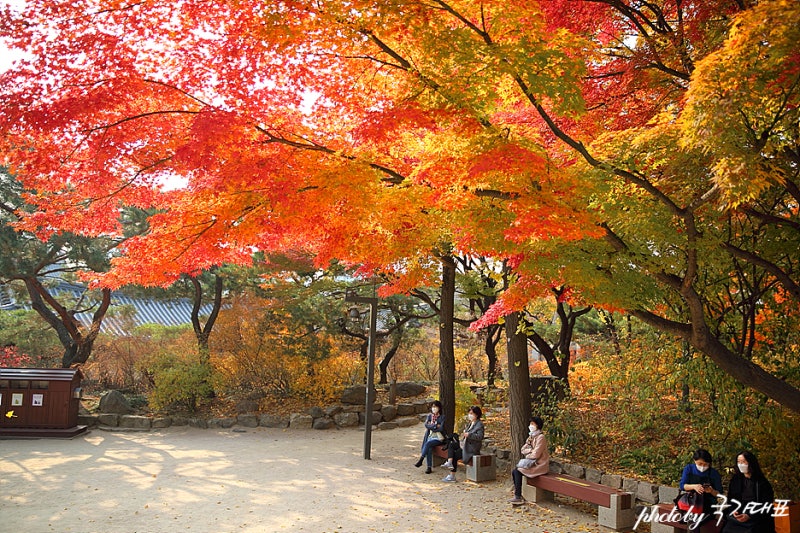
510, 416, 550, 505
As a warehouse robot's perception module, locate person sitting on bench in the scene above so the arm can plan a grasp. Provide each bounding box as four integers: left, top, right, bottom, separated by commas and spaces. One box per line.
442, 406, 484, 482
414, 400, 446, 474
721, 451, 775, 533
510, 416, 550, 505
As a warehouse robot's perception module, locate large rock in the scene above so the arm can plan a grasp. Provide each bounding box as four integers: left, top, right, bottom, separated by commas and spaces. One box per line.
394, 382, 426, 398
119, 415, 151, 430
237, 414, 259, 428
307, 406, 325, 419
188, 418, 208, 429
313, 417, 336, 430
340, 385, 377, 405
381, 405, 397, 421
98, 390, 134, 414
260, 414, 289, 428
359, 411, 383, 426
208, 417, 236, 429
324, 405, 343, 417
289, 413, 313, 429
413, 400, 430, 414
396, 403, 416, 416
333, 412, 360, 427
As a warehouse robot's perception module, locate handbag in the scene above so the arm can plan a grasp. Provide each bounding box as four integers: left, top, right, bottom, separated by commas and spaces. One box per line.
428, 431, 444, 441
517, 458, 536, 469
674, 491, 703, 516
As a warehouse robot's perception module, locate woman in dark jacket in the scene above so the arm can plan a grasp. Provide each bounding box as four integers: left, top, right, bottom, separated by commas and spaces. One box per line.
441, 405, 484, 482
414, 400, 446, 474
722, 451, 775, 533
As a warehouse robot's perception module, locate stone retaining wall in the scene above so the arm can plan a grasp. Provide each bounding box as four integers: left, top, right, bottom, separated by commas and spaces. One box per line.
80, 398, 434, 432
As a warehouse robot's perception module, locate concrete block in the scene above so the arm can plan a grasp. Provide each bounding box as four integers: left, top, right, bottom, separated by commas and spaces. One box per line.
522, 481, 553, 503
466, 454, 496, 482
598, 492, 636, 531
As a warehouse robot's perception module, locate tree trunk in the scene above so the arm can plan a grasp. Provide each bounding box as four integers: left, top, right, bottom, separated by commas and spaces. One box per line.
378, 332, 402, 384
506, 311, 532, 462
191, 273, 224, 362
23, 276, 110, 368
679, 340, 692, 413
439, 255, 457, 436
485, 323, 502, 387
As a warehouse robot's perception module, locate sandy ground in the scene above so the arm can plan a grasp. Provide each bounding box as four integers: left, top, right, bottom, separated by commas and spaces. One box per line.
0, 424, 614, 533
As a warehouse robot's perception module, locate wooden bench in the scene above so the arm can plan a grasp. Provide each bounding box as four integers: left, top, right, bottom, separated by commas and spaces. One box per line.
523, 472, 635, 531
432, 444, 496, 482
649, 503, 723, 533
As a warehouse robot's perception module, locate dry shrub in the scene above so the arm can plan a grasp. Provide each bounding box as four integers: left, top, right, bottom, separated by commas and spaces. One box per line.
86, 325, 193, 392
210, 296, 361, 403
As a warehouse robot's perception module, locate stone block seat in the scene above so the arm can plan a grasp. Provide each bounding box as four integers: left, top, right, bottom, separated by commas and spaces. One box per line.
432, 443, 496, 482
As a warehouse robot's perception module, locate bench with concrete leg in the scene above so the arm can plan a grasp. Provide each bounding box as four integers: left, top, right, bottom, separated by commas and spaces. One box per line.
432, 444, 496, 482
523, 472, 635, 531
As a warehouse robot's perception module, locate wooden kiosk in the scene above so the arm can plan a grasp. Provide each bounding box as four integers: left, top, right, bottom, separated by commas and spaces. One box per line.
0, 368, 88, 438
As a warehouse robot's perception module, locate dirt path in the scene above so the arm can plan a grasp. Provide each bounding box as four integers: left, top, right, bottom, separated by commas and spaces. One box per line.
1, 424, 613, 532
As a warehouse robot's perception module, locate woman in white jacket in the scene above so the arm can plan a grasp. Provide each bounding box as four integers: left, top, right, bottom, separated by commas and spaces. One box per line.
509, 416, 550, 505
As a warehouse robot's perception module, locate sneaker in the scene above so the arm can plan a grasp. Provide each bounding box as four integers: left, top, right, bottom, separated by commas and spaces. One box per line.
509, 497, 525, 505
442, 473, 456, 482
441, 460, 453, 469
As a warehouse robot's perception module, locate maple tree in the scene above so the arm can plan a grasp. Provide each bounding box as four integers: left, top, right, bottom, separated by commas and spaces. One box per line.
0, 167, 134, 367
1, 0, 799, 445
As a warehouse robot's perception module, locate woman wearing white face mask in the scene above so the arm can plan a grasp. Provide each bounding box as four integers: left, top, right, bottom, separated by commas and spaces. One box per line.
441, 406, 484, 482
722, 451, 775, 533
415, 400, 446, 474
509, 416, 550, 505
675, 448, 723, 524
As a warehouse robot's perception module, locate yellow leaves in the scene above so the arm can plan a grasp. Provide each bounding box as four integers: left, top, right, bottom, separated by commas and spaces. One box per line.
680, 0, 800, 207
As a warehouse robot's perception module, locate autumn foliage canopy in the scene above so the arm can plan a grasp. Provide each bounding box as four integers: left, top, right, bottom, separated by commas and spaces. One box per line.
1, 1, 800, 411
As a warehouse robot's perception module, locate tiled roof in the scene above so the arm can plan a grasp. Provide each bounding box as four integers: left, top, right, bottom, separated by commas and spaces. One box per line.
0, 281, 217, 336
